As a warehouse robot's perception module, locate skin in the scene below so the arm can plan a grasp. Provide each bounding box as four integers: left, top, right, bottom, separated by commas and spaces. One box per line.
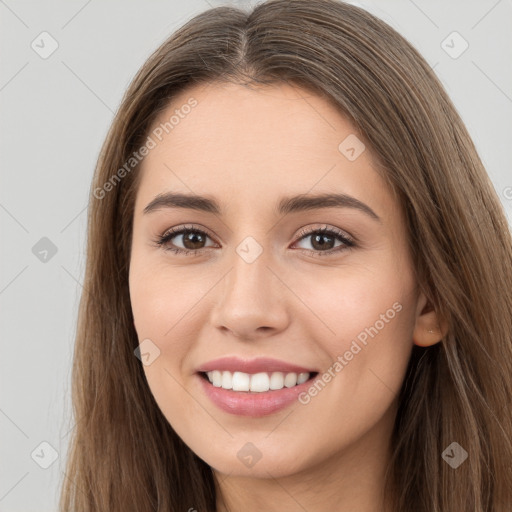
129, 81, 445, 511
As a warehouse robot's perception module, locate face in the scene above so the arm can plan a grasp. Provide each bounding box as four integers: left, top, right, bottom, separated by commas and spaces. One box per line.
129, 81, 429, 479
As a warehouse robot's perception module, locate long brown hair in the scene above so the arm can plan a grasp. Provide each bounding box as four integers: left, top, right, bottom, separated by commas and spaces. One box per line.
59, 0, 512, 510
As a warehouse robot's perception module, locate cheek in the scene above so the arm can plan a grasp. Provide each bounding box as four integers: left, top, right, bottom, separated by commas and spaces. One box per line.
289, 272, 415, 450
129, 264, 199, 428
303, 261, 413, 342
303, 257, 416, 393
129, 263, 192, 421
129, 259, 201, 342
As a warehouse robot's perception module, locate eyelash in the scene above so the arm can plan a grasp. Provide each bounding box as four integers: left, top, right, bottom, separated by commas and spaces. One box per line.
154, 224, 356, 257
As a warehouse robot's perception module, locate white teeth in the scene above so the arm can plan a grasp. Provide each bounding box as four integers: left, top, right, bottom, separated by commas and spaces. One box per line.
284, 372, 297, 388
269, 372, 284, 390
221, 371, 233, 389
232, 371, 250, 391
250, 372, 270, 392
297, 372, 309, 385
205, 370, 311, 392
212, 370, 222, 387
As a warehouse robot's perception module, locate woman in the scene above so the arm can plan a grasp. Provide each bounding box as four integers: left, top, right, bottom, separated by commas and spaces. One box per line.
60, 0, 512, 510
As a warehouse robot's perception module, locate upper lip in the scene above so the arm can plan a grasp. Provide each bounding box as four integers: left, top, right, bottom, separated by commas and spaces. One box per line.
196, 356, 317, 375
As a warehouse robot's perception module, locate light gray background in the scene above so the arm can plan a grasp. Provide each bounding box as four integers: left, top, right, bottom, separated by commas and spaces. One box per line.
1, 0, 511, 510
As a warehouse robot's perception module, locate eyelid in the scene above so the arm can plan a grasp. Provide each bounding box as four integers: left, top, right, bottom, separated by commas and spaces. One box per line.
155, 223, 356, 256
159, 223, 353, 243
156, 224, 219, 252
160, 223, 217, 242
294, 224, 354, 244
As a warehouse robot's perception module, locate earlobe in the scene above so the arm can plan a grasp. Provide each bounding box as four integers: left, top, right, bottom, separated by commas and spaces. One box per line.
412, 292, 449, 347
413, 324, 447, 347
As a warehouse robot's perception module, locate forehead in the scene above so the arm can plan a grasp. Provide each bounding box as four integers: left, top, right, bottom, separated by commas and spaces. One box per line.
136, 81, 395, 223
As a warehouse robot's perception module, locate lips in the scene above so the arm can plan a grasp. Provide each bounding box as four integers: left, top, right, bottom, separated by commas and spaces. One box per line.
195, 356, 319, 416
196, 356, 317, 375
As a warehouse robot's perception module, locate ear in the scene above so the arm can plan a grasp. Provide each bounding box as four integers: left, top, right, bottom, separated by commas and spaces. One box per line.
412, 291, 449, 347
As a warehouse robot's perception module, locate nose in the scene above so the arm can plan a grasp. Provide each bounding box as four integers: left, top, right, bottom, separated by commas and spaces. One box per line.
210, 245, 290, 341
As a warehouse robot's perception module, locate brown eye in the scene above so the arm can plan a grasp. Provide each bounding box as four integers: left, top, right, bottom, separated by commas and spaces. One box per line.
178, 230, 208, 250
293, 226, 355, 256
156, 226, 216, 255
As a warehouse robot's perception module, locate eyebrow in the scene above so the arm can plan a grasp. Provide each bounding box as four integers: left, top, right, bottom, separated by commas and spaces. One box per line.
143, 192, 381, 222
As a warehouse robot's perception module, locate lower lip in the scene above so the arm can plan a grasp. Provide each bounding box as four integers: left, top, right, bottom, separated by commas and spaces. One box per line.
197, 373, 315, 417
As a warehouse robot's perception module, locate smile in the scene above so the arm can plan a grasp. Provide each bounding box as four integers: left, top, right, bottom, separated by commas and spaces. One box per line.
195, 356, 319, 417
202, 370, 311, 392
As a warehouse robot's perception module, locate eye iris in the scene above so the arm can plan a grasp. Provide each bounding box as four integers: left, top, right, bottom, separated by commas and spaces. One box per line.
183, 231, 206, 250
167, 228, 345, 253
311, 232, 334, 250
